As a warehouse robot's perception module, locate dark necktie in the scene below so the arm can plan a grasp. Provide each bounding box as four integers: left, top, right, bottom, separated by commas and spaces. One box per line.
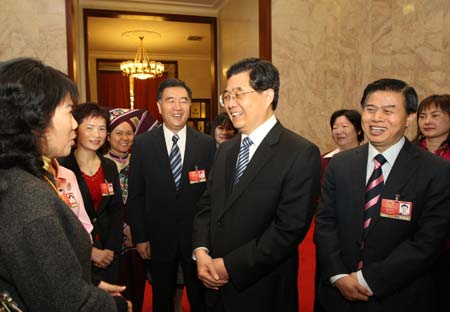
234, 137, 253, 184
169, 134, 182, 190
358, 153, 387, 269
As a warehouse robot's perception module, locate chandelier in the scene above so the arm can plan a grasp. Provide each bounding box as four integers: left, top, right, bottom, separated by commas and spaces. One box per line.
120, 35, 164, 80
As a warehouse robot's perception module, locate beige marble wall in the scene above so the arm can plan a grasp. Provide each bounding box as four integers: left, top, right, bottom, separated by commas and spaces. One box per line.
272, 0, 450, 153
0, 0, 67, 72
219, 0, 259, 93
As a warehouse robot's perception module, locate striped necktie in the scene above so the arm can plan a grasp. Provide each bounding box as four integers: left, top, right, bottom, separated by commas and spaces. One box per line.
358, 153, 387, 269
169, 134, 182, 190
234, 137, 253, 184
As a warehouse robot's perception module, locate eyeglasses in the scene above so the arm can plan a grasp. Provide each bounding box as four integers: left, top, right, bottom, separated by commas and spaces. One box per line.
219, 90, 256, 106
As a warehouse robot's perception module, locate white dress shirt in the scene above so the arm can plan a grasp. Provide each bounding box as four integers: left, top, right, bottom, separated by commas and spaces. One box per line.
330, 137, 406, 292
162, 124, 187, 162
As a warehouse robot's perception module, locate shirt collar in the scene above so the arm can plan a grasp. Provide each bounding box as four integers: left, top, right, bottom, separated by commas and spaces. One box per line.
368, 136, 405, 165
323, 148, 341, 159
162, 123, 187, 140
242, 114, 277, 148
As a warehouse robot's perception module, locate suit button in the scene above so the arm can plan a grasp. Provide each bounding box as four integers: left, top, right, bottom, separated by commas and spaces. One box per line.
217, 220, 223, 226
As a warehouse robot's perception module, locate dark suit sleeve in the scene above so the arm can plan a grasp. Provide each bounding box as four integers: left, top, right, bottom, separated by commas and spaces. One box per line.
103, 159, 124, 252
224, 143, 321, 289
192, 143, 218, 251
364, 161, 450, 297
314, 156, 349, 281
127, 136, 148, 244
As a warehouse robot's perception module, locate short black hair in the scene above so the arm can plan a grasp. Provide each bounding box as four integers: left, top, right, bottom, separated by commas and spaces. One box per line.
157, 78, 192, 101
0, 57, 78, 177
72, 102, 110, 127
210, 112, 237, 136
330, 109, 364, 142
360, 78, 418, 114
226, 58, 280, 110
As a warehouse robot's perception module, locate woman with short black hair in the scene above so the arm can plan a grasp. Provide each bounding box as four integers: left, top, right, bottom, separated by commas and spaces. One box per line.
0, 57, 127, 311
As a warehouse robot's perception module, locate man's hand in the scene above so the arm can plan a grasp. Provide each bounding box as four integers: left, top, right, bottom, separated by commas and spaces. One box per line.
136, 242, 151, 260
98, 281, 126, 296
335, 274, 372, 301
212, 257, 229, 281
195, 249, 228, 290
91, 247, 114, 268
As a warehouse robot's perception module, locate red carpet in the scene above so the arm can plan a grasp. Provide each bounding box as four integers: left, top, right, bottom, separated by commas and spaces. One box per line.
141, 221, 316, 311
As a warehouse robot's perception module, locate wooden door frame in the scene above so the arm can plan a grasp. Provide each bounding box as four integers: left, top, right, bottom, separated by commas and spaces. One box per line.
65, 0, 272, 118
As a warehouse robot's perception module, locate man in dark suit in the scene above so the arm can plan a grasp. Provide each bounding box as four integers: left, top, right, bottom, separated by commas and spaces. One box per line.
192, 58, 321, 312
314, 78, 450, 312
128, 78, 216, 312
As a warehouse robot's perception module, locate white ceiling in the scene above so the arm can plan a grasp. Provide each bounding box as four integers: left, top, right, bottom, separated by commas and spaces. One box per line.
88, 16, 212, 57
86, 0, 225, 58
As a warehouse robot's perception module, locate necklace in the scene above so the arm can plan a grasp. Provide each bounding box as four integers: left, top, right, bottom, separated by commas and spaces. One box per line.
74, 150, 100, 176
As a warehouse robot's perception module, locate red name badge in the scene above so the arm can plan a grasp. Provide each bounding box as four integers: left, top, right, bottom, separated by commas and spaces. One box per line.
100, 182, 114, 196
380, 198, 413, 221
62, 192, 78, 209
189, 169, 206, 184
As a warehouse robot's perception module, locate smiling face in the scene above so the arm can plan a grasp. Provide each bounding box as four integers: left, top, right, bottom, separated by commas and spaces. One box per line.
224, 71, 274, 135
418, 104, 450, 142
362, 91, 414, 152
41, 95, 78, 158
331, 115, 360, 150
214, 124, 236, 144
108, 121, 134, 154
157, 86, 190, 133
76, 116, 107, 152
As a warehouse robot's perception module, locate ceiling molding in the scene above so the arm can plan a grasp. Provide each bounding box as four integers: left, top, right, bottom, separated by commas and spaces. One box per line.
89, 50, 211, 61
77, 0, 226, 16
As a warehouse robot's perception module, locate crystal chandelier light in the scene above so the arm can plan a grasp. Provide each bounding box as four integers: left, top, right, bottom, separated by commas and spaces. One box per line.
120, 35, 164, 80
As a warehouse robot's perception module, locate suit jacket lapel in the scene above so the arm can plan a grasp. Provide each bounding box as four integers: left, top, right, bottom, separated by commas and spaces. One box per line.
156, 126, 178, 191
352, 145, 369, 240
96, 157, 113, 215
181, 128, 196, 190
364, 140, 419, 238
65, 152, 96, 219
224, 134, 241, 200
222, 122, 283, 217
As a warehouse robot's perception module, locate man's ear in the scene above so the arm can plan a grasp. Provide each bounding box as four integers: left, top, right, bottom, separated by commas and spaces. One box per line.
157, 101, 162, 114
263, 89, 275, 109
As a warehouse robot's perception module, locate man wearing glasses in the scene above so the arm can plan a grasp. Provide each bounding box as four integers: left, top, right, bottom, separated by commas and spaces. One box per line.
192, 58, 321, 311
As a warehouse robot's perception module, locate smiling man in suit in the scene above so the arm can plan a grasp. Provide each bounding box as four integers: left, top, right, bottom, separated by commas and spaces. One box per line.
192, 58, 321, 312
128, 78, 216, 312
314, 78, 450, 312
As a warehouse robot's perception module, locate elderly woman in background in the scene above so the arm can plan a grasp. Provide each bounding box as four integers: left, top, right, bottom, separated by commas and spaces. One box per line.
60, 103, 123, 286
320, 109, 364, 180
0, 57, 128, 311
314, 109, 364, 312
105, 108, 157, 312
210, 111, 237, 146
414, 94, 450, 310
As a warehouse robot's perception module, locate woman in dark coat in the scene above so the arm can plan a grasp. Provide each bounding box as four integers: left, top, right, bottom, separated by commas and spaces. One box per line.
61, 103, 124, 285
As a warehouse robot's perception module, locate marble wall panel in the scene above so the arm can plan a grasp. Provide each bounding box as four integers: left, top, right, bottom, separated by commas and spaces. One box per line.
272, 0, 450, 152
0, 0, 67, 72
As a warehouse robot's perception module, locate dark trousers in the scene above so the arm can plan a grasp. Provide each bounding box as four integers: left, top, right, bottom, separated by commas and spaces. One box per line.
92, 254, 120, 284
145, 254, 205, 312
119, 249, 146, 312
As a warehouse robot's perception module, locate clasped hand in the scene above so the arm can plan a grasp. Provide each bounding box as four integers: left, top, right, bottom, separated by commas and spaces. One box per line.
335, 272, 373, 302
195, 250, 229, 290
